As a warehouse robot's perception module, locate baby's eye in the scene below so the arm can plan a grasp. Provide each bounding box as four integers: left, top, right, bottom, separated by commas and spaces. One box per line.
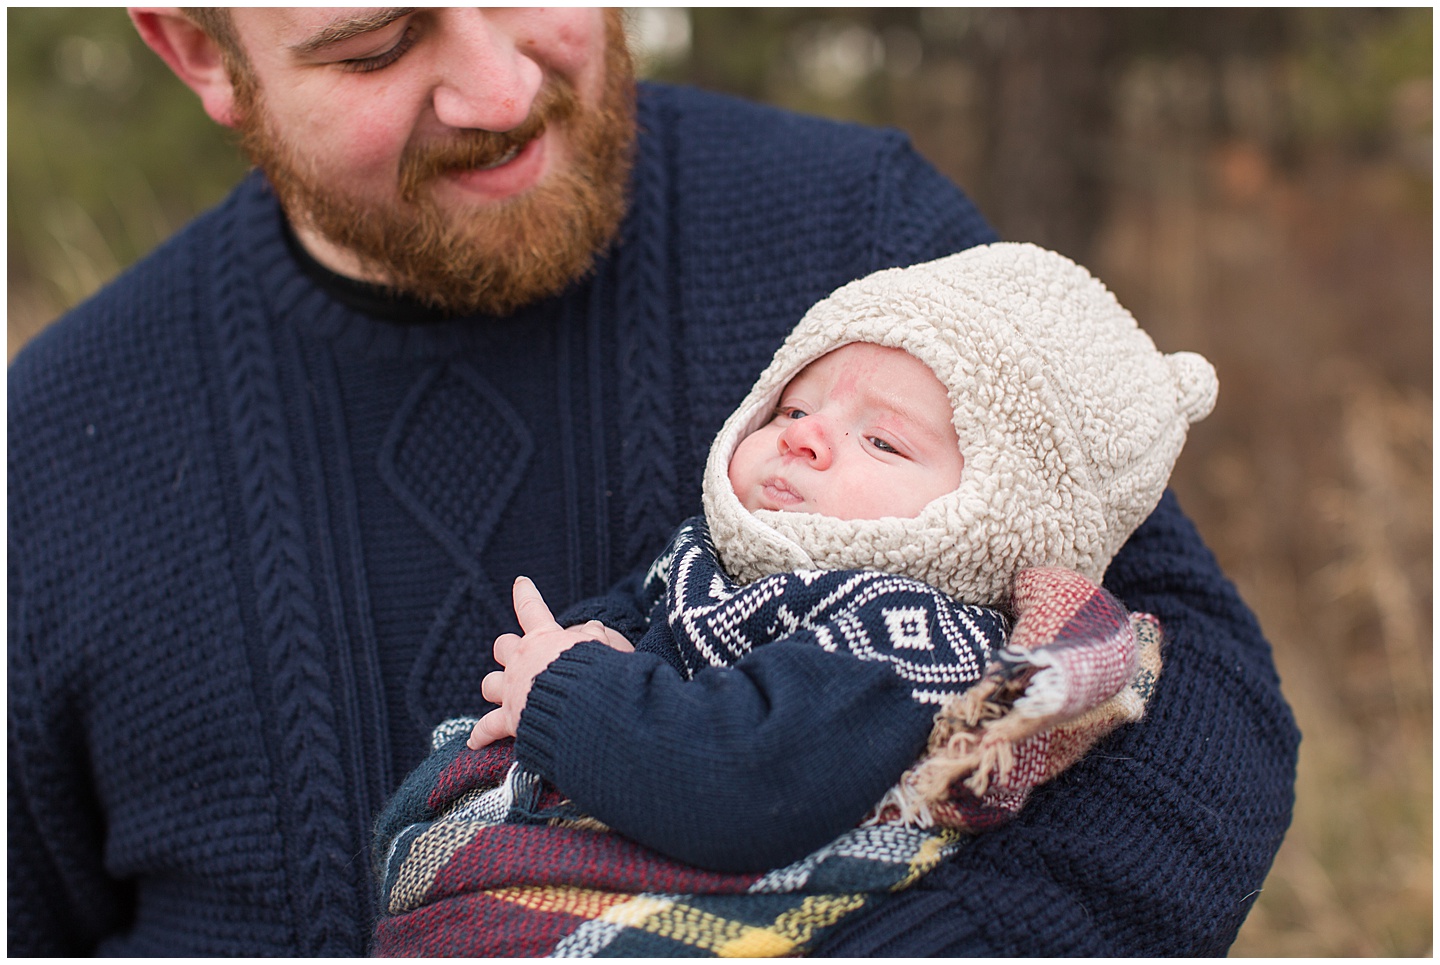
869, 436, 900, 455
777, 406, 808, 421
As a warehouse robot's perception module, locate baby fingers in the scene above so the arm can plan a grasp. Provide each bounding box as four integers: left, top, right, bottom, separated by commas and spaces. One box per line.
480, 669, 506, 704
467, 709, 511, 750
492, 632, 522, 667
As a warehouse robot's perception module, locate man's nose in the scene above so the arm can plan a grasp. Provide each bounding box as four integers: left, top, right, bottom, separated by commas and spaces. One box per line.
430, 10, 544, 132
777, 417, 833, 470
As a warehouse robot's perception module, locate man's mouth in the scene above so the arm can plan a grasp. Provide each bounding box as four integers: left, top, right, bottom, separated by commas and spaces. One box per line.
401, 123, 551, 201
474, 144, 523, 172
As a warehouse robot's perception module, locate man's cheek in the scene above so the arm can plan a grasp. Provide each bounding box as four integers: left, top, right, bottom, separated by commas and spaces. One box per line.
529, 10, 608, 83
331, 121, 418, 185
287, 91, 414, 172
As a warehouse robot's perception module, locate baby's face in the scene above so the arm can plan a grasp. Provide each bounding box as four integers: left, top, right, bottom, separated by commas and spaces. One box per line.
728, 342, 964, 520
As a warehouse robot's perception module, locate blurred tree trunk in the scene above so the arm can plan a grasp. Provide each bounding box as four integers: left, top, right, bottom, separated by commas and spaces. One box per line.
964, 9, 1120, 263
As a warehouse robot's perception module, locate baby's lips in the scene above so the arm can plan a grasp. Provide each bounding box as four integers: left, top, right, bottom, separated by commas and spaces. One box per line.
760, 477, 805, 507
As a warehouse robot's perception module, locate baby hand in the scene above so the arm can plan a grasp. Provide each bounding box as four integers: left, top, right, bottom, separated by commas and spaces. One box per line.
467, 577, 632, 750
567, 620, 634, 653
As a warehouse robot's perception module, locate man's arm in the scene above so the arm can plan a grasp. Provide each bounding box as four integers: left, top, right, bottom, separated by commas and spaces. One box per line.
811, 492, 1301, 956
8, 562, 132, 955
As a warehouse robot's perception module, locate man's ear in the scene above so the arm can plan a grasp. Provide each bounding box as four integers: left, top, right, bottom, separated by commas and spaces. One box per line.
128, 7, 243, 127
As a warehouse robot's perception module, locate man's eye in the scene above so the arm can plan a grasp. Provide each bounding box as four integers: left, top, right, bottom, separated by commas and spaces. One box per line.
338, 24, 419, 73
869, 436, 900, 455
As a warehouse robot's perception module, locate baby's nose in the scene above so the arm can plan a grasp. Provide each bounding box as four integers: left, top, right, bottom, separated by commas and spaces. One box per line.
777, 417, 833, 469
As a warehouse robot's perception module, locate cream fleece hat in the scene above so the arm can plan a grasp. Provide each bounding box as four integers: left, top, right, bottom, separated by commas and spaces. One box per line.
701, 243, 1218, 607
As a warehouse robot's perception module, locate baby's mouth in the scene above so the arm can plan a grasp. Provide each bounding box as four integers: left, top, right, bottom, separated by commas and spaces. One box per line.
760, 477, 804, 507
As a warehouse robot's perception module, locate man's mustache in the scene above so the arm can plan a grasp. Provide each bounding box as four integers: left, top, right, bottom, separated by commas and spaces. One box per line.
399, 80, 579, 202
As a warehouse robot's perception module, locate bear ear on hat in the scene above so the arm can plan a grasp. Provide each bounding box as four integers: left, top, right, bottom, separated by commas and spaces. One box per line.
1168, 351, 1219, 424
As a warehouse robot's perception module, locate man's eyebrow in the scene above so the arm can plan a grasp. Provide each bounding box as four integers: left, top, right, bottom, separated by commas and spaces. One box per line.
289, 8, 416, 56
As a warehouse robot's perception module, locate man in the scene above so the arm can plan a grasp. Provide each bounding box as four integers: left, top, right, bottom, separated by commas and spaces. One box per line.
8, 8, 1299, 956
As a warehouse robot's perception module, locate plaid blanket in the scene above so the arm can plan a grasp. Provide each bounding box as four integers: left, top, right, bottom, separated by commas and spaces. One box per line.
373, 525, 1162, 956
374, 731, 968, 957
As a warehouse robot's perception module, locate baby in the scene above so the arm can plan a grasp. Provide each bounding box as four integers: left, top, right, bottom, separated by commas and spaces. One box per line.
372, 243, 1218, 957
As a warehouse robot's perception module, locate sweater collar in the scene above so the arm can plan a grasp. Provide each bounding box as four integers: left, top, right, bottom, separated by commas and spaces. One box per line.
279, 218, 456, 326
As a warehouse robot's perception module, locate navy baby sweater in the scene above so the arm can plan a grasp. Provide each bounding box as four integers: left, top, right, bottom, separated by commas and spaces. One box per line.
516, 515, 1011, 872
8, 82, 1298, 956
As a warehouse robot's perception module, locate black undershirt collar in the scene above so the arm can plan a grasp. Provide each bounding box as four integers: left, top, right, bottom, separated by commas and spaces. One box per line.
281, 218, 457, 325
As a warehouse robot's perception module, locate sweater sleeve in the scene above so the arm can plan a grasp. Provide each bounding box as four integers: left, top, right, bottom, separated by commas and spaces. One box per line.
515, 636, 936, 873
8, 547, 131, 955
811, 492, 1301, 956
868, 134, 999, 270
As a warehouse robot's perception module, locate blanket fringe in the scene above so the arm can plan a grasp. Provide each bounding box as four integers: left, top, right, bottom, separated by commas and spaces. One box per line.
911, 682, 1031, 801
907, 607, 1164, 809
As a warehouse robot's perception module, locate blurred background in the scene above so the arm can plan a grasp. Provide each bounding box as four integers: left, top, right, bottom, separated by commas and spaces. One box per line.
8, 8, 1432, 955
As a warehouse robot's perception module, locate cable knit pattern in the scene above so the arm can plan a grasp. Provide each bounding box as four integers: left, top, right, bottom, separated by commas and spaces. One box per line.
9, 196, 294, 955
213, 201, 359, 954
8, 83, 1295, 957
381, 363, 538, 728
409, 579, 504, 726
613, 94, 682, 570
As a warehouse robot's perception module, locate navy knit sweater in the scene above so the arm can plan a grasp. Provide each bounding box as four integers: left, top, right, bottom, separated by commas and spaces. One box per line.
8, 83, 1298, 956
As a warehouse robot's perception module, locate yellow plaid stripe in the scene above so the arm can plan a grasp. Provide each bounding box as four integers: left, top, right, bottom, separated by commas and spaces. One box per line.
486, 884, 650, 921
892, 830, 963, 891
485, 885, 871, 957
717, 894, 870, 957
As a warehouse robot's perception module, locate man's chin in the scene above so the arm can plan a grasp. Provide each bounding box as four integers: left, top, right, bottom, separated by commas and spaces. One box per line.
307, 186, 620, 317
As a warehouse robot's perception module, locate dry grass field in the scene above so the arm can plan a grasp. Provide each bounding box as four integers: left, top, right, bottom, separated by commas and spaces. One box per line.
8, 8, 1431, 956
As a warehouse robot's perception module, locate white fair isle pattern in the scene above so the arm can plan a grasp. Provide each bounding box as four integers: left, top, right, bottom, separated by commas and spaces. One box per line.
657, 519, 1002, 694
883, 607, 933, 651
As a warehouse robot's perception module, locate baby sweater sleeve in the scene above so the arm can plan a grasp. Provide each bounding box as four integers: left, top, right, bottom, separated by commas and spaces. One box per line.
516, 638, 937, 873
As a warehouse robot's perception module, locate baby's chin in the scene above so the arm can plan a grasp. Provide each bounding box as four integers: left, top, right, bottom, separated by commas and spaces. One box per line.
743, 494, 934, 524
741, 490, 815, 516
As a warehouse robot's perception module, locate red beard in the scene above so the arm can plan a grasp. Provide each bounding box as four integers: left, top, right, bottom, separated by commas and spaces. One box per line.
234, 12, 636, 317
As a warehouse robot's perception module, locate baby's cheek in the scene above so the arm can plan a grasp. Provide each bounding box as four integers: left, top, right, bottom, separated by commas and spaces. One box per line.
727, 437, 756, 484
727, 462, 749, 505
726, 457, 759, 510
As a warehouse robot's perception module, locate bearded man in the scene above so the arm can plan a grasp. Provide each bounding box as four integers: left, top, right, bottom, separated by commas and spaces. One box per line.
8, 8, 1298, 957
